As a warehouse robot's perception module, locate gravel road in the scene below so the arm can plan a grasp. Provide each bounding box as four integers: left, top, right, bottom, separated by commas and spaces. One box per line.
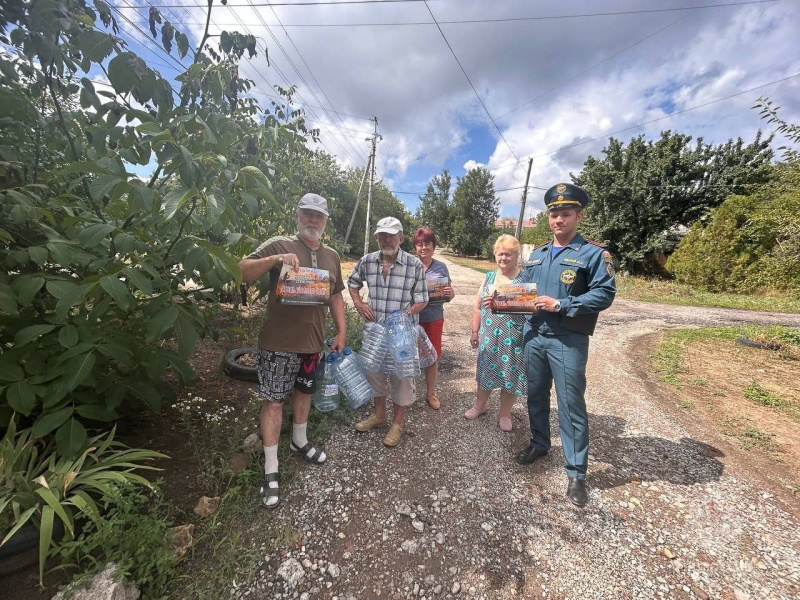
239, 254, 800, 600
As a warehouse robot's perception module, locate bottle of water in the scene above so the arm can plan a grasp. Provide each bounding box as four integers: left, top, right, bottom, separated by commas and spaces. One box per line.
335, 348, 374, 409
312, 352, 340, 412
394, 355, 421, 380
359, 322, 387, 372
385, 311, 417, 362
416, 325, 438, 369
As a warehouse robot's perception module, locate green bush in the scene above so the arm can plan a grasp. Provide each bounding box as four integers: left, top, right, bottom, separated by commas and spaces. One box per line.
0, 421, 164, 582
57, 483, 178, 598
667, 163, 800, 292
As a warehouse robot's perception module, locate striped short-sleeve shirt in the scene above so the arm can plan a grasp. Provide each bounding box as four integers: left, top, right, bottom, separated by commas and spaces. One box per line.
348, 249, 428, 323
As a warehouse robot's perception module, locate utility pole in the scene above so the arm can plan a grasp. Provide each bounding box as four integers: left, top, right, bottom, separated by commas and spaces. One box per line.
515, 158, 534, 240
343, 153, 371, 247
363, 117, 382, 255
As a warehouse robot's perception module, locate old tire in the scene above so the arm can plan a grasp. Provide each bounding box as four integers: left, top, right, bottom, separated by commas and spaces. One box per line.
735, 337, 782, 351
222, 348, 259, 382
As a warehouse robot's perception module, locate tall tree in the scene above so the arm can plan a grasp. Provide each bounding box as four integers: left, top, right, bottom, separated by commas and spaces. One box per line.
415, 169, 452, 245
573, 130, 773, 272
450, 167, 499, 256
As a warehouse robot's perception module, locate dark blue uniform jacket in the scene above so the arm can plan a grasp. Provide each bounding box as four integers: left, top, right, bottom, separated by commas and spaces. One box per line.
521, 233, 616, 337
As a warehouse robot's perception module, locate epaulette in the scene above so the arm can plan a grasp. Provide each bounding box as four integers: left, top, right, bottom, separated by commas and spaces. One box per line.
586, 239, 607, 248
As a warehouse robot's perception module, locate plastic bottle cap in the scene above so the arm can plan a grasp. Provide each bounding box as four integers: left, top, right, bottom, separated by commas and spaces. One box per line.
328, 353, 339, 361
343, 347, 352, 355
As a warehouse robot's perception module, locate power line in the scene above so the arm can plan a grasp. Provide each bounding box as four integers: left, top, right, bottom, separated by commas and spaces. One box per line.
423, 1, 524, 179
257, 0, 375, 165
150, 0, 439, 6
489, 71, 800, 174
139, 0, 783, 26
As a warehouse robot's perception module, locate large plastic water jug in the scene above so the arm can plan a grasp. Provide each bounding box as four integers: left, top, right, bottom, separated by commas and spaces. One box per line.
416, 325, 438, 369
385, 311, 417, 362
334, 348, 374, 409
359, 322, 387, 372
312, 352, 340, 412
394, 355, 421, 380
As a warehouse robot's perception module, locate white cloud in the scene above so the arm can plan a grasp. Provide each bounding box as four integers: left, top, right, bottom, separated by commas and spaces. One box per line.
117, 1, 800, 217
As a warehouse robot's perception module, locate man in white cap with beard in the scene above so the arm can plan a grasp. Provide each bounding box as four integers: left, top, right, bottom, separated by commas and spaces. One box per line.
348, 216, 428, 447
239, 193, 346, 509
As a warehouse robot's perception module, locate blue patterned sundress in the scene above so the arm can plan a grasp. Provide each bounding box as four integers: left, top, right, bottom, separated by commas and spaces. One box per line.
475, 270, 527, 395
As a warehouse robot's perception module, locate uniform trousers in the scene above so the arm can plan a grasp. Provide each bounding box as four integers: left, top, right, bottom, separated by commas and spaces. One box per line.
524, 331, 590, 479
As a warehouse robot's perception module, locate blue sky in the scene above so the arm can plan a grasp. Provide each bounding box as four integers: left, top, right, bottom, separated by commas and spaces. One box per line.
110, 0, 800, 217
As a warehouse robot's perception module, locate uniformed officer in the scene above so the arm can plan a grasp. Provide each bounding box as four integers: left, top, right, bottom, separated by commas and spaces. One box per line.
516, 182, 616, 507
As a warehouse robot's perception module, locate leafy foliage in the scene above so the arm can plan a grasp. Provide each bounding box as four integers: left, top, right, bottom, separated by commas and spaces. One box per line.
0, 421, 164, 582
57, 483, 178, 598
520, 211, 552, 248
415, 169, 453, 246
666, 162, 800, 292
572, 130, 774, 273
450, 167, 499, 257
0, 1, 316, 454
754, 96, 800, 163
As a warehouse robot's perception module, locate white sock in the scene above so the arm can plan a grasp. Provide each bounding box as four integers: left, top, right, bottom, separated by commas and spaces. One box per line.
292, 423, 326, 462
292, 422, 308, 448
264, 444, 279, 475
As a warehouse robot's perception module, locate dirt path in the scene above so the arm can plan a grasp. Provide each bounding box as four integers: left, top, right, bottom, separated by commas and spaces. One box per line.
241, 255, 800, 600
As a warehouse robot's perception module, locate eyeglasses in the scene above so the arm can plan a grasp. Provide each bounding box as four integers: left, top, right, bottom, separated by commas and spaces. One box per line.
415, 242, 434, 248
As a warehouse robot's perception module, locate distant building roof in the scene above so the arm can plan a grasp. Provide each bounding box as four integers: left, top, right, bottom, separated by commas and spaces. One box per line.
495, 218, 536, 229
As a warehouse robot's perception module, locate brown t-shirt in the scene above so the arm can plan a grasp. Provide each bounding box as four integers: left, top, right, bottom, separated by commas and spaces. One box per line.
247, 235, 345, 353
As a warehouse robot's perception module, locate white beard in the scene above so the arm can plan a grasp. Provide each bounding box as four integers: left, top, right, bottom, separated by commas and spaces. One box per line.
299, 225, 322, 242
380, 246, 398, 257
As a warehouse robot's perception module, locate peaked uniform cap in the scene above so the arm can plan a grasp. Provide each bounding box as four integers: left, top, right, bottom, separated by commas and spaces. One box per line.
297, 193, 329, 216
374, 217, 403, 235
544, 183, 589, 211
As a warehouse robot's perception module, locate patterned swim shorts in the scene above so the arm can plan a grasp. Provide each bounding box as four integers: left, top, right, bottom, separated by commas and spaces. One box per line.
256, 350, 322, 403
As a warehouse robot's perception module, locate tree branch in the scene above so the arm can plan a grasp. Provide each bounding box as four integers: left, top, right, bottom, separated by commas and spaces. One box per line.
162, 196, 198, 262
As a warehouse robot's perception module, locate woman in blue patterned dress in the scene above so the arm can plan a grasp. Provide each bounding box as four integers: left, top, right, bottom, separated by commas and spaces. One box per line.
466, 234, 527, 432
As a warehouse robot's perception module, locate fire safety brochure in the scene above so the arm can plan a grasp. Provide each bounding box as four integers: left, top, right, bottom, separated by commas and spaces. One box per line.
275, 265, 331, 306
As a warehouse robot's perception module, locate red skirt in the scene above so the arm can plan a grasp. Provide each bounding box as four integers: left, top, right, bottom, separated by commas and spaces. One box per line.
420, 318, 444, 360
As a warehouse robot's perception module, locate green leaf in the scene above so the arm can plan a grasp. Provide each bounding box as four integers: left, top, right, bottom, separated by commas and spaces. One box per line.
27, 246, 48, 266
192, 237, 242, 285
0, 289, 19, 315
62, 352, 96, 392
56, 161, 109, 177
176, 32, 190, 58
75, 404, 117, 422
14, 324, 56, 347
167, 354, 195, 385
146, 306, 178, 342
162, 187, 198, 220
7, 380, 37, 415
1, 506, 35, 547
55, 418, 88, 459
88, 176, 123, 205
58, 325, 79, 348
132, 383, 162, 412
123, 267, 153, 294
0, 364, 24, 382
113, 232, 135, 256
31, 406, 73, 439
175, 316, 197, 358
237, 165, 271, 189
12, 276, 45, 304
99, 275, 133, 311
38, 506, 54, 584
35, 489, 74, 537
107, 52, 137, 94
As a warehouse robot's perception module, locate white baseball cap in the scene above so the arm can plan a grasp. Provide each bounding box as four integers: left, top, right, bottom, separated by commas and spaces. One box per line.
297, 193, 329, 216
374, 217, 403, 235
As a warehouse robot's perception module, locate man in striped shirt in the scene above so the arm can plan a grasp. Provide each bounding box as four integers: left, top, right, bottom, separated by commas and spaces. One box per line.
348, 217, 428, 447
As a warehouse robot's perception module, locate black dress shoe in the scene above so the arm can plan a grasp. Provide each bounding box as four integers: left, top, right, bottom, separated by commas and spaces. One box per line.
567, 477, 588, 507
516, 446, 548, 465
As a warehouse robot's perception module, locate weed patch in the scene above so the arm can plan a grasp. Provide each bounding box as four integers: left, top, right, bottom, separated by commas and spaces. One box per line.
743, 381, 785, 408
